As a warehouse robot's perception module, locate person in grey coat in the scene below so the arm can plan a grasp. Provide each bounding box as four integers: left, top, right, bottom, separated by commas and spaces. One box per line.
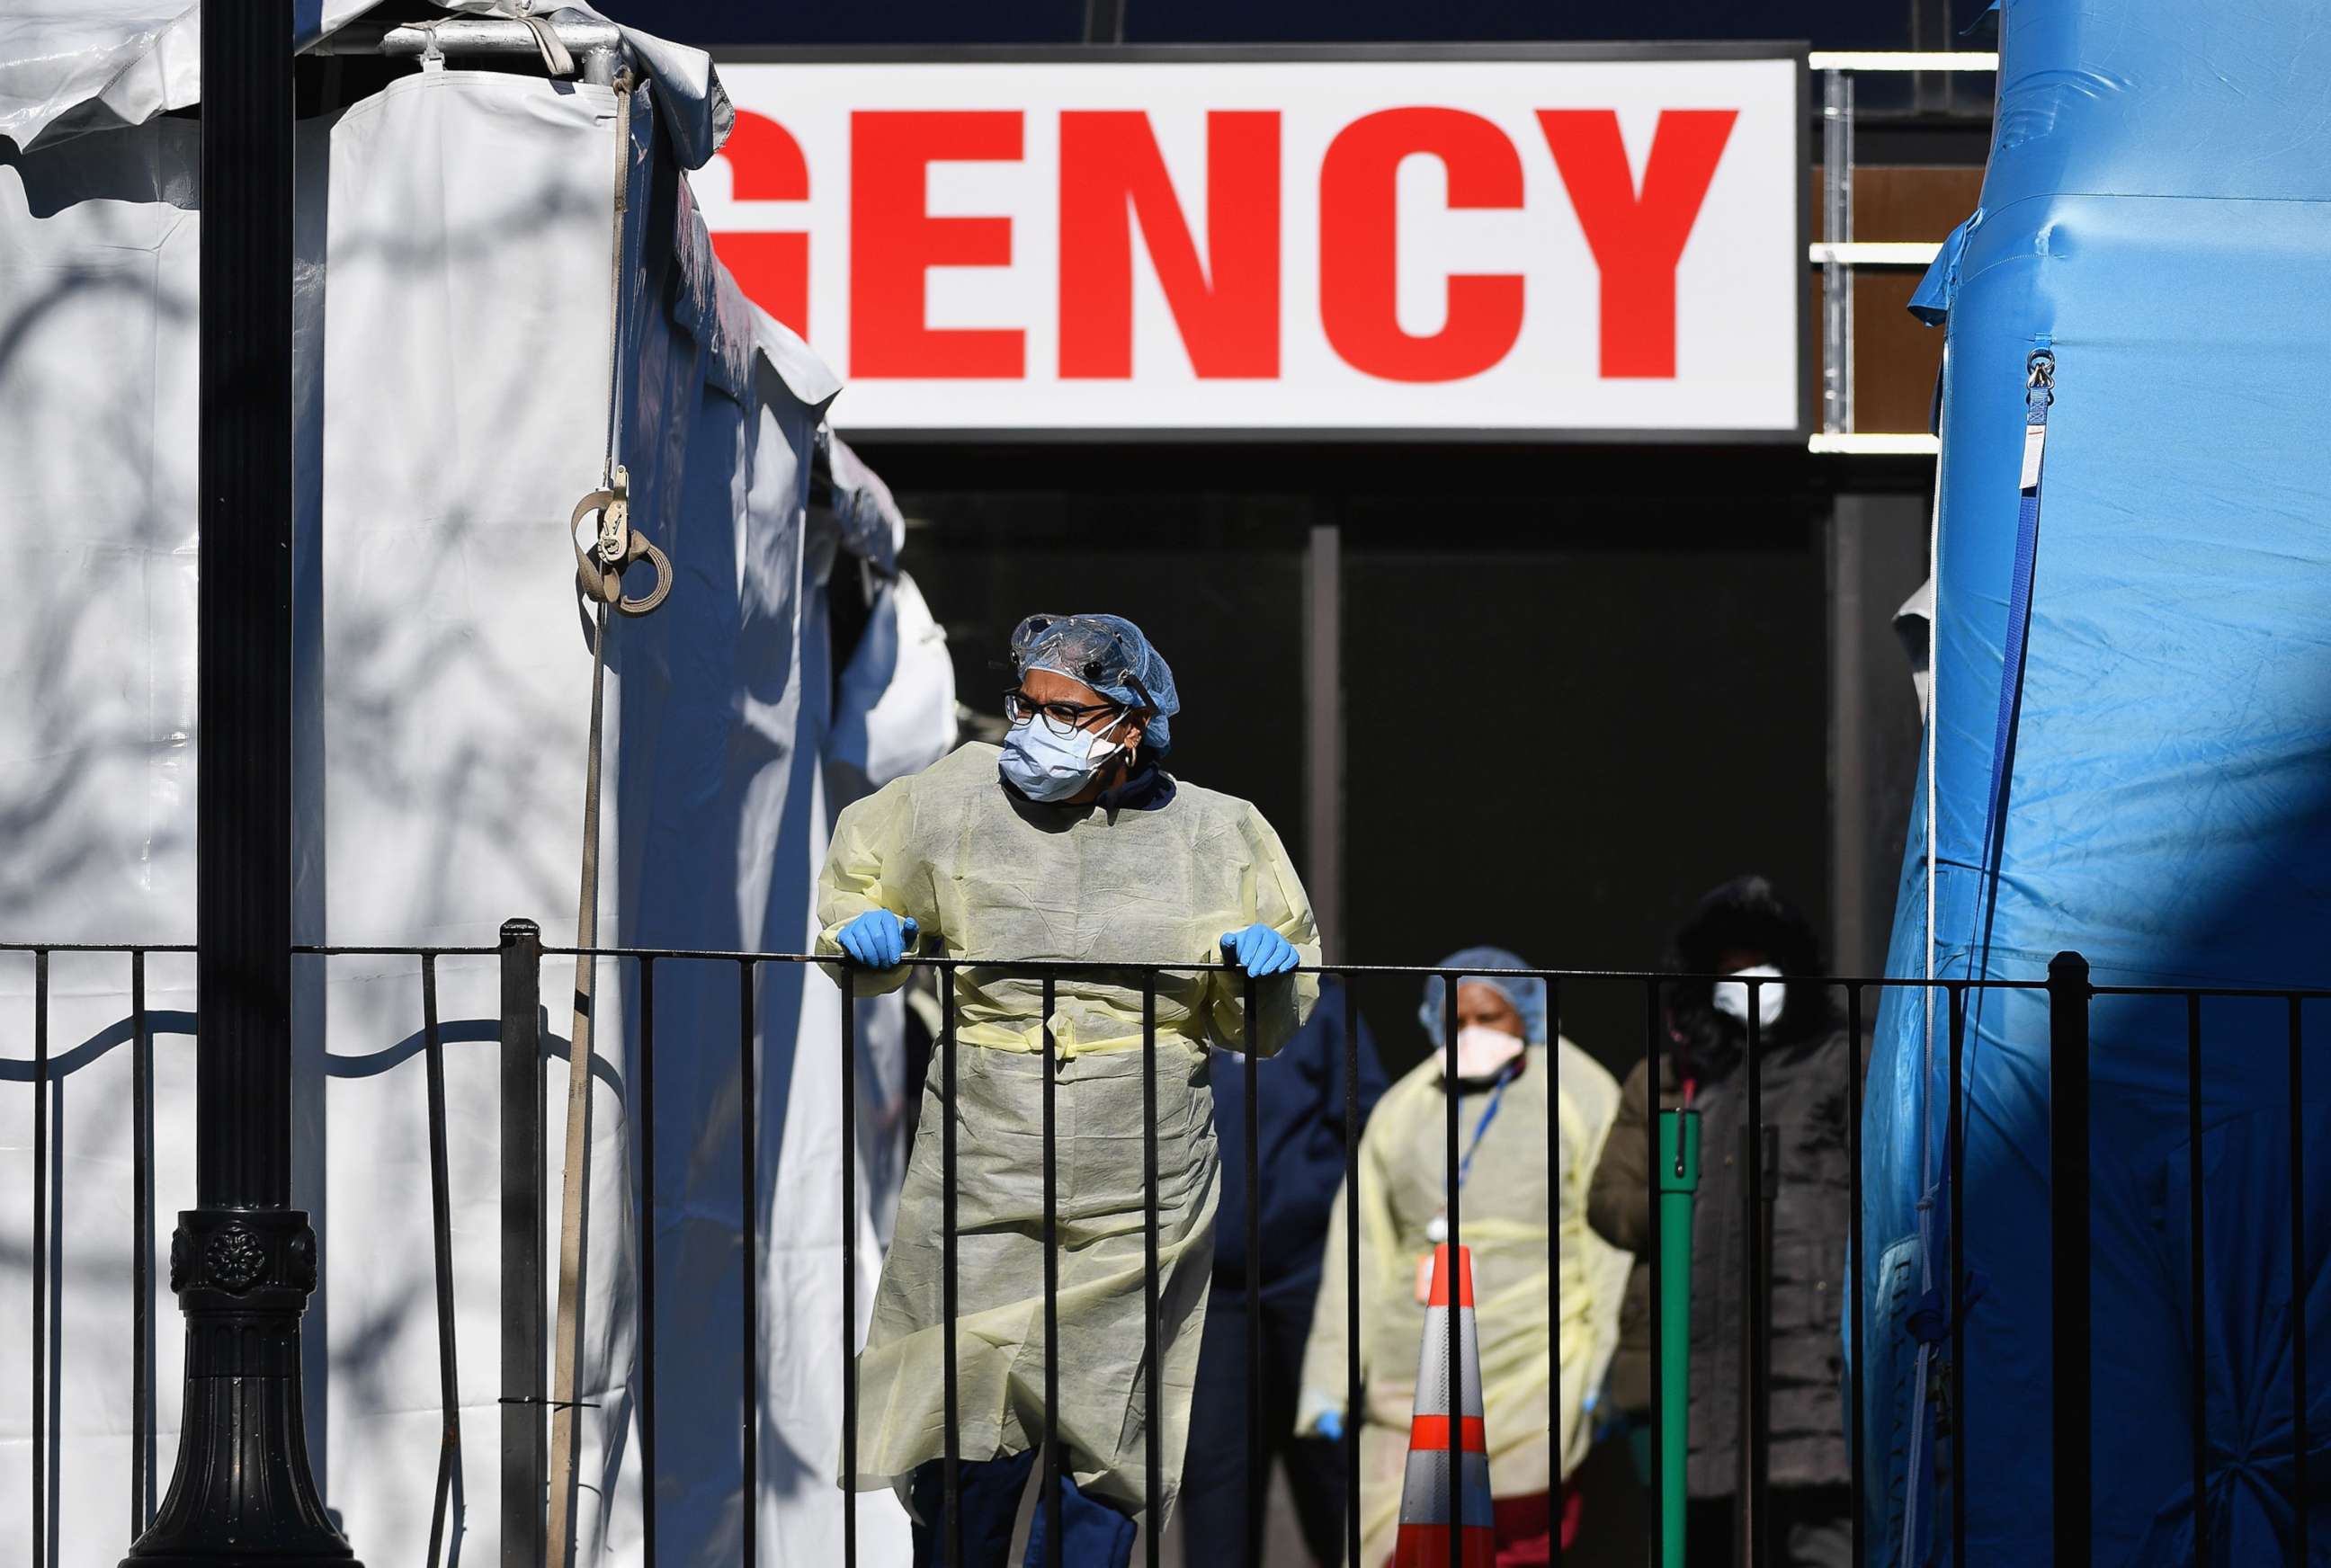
1586, 877, 1853, 1568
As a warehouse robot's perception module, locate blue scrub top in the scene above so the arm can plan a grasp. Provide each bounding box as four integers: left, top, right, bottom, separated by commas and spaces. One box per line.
1208, 976, 1386, 1302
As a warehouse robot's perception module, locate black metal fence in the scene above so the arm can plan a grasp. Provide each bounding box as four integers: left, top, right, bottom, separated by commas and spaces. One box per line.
7, 931, 2327, 1567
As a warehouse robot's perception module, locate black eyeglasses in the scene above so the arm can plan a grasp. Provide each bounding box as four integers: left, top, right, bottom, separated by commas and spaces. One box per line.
1003, 689, 1128, 737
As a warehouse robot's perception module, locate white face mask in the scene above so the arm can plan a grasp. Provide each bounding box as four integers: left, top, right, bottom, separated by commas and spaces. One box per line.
1445, 1024, 1526, 1081
1711, 964, 1785, 1030
998, 715, 1130, 802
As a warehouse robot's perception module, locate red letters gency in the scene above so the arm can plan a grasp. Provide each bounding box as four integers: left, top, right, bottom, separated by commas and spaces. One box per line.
1536, 109, 1737, 379
1317, 109, 1523, 383
709, 111, 812, 336
850, 111, 1025, 378
1058, 111, 1280, 379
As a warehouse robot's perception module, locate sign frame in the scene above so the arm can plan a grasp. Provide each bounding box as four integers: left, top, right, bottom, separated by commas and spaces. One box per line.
705, 42, 1815, 444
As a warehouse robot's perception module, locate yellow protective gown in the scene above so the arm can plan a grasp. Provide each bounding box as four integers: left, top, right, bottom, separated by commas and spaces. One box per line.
1298, 1038, 1630, 1566
818, 742, 1319, 1523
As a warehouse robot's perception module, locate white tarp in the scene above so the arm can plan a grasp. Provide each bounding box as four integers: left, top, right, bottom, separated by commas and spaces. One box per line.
0, 1, 729, 163
1, 22, 938, 1567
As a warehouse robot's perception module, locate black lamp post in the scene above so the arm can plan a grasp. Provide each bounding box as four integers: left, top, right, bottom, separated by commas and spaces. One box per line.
123, 4, 356, 1561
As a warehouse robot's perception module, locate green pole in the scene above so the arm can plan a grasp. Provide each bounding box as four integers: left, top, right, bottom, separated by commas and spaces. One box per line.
1657, 1109, 1701, 1568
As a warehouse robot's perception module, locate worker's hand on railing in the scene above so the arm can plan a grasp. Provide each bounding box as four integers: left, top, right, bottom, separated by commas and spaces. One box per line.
837, 910, 919, 969
1220, 924, 1299, 977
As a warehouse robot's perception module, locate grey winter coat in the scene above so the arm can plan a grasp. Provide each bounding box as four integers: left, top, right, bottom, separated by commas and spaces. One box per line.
1585, 1029, 1854, 1500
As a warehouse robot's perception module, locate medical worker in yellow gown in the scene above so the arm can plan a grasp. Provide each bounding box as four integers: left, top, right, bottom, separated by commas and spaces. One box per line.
818, 613, 1319, 1568
1296, 950, 1630, 1567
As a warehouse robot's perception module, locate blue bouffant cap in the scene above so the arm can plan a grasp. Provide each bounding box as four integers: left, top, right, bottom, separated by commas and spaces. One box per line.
1417, 946, 1547, 1046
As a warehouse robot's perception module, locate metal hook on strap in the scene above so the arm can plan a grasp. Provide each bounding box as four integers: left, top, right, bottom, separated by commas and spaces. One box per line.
572, 466, 671, 616
2026, 347, 2057, 400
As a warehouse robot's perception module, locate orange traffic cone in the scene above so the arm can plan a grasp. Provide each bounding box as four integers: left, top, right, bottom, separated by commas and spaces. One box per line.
1392, 1243, 1496, 1568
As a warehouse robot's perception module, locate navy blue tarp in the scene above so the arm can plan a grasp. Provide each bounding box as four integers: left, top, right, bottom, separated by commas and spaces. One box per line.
1862, 3, 2331, 1564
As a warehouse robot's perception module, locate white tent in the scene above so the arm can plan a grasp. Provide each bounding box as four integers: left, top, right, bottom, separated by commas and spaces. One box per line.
0, 6, 949, 1564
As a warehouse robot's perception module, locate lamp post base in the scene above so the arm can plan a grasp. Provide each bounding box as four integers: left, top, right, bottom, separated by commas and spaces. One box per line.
121, 1209, 360, 1566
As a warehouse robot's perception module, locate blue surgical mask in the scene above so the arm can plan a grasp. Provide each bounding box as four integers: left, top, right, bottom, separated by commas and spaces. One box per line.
999, 717, 1130, 802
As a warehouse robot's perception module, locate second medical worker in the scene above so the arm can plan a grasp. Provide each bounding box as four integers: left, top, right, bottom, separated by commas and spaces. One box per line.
1298, 949, 1630, 1565
819, 612, 1319, 1568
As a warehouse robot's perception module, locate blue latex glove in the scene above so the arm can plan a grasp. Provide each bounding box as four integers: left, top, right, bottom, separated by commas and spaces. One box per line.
837, 910, 919, 969
1220, 923, 1299, 977
1316, 1410, 1344, 1443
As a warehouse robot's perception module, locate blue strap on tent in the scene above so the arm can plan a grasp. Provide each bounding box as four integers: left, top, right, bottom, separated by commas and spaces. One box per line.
1977, 348, 2056, 895
1941, 349, 2054, 1410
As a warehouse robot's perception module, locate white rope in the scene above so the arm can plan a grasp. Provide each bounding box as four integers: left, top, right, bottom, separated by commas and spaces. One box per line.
1901, 334, 1950, 1566
546, 70, 633, 1568
510, 9, 577, 78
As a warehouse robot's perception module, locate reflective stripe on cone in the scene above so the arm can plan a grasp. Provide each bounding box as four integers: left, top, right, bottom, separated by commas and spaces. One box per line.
1392, 1244, 1497, 1568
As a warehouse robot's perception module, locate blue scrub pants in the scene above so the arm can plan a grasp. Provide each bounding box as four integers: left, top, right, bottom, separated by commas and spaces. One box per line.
1180, 1282, 1348, 1566
907, 1448, 1138, 1568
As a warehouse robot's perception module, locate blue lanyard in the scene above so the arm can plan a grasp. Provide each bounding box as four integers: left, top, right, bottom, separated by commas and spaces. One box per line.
1451, 1065, 1519, 1195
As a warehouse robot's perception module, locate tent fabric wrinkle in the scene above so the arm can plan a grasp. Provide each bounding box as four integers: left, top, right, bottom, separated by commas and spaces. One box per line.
1908, 215, 1974, 327
829, 571, 960, 790
1862, 2, 2331, 1563
820, 427, 907, 575
0, 31, 944, 1567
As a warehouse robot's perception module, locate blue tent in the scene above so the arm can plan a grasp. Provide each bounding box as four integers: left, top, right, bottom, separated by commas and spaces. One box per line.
1862, 2, 2331, 1562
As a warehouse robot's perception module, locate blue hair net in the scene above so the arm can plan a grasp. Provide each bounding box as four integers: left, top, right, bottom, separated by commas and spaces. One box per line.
1010, 612, 1181, 752
1418, 946, 1547, 1046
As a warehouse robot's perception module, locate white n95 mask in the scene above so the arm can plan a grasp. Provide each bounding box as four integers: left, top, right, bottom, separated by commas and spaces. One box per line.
999, 717, 1129, 803
1446, 1024, 1526, 1081
1711, 964, 1786, 1029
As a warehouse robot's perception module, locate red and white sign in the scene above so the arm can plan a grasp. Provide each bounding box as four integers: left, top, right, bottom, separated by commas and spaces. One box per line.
700, 54, 1804, 437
